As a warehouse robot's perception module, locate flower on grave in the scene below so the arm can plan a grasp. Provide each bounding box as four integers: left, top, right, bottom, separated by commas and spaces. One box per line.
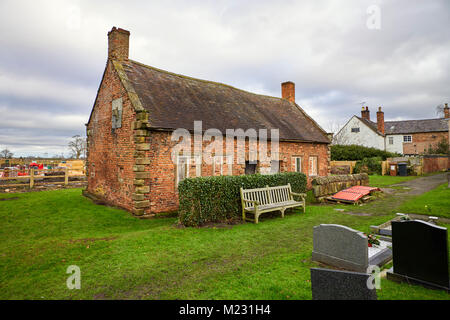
367, 233, 380, 246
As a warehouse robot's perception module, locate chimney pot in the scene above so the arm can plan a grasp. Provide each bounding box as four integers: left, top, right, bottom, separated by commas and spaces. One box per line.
444, 103, 449, 119
108, 27, 130, 61
361, 106, 370, 121
281, 81, 295, 103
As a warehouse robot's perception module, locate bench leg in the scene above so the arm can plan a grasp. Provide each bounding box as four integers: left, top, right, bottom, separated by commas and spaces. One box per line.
255, 212, 259, 224
280, 208, 285, 218
303, 201, 306, 213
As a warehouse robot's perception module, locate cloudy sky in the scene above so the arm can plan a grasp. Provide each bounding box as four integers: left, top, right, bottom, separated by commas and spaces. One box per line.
1, 0, 449, 157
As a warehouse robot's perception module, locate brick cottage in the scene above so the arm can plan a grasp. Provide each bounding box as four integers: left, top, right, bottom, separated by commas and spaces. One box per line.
85, 27, 331, 217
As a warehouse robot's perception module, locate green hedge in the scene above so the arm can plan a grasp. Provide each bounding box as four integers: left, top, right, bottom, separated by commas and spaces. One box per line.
331, 145, 399, 161
178, 172, 307, 227
353, 157, 382, 175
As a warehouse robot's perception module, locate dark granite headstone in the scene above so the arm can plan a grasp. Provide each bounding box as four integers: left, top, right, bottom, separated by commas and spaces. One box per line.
388, 220, 449, 290
310, 268, 377, 300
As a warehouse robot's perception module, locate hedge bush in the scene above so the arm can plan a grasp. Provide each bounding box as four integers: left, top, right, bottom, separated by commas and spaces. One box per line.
178, 172, 307, 227
353, 157, 382, 175
331, 144, 399, 161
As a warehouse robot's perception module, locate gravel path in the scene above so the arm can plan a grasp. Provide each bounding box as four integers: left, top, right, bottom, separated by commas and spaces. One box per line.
390, 172, 448, 195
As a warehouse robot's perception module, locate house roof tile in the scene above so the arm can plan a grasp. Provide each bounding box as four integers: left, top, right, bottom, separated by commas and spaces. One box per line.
120, 60, 330, 143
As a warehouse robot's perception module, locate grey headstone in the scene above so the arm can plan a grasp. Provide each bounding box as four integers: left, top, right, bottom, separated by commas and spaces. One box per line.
310, 268, 377, 300
312, 224, 368, 272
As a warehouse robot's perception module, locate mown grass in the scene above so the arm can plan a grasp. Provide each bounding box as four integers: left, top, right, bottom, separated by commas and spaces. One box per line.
0, 188, 449, 300
369, 175, 419, 188
396, 184, 450, 219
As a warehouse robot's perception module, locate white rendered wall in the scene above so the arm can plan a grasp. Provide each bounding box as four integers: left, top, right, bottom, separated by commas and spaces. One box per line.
334, 116, 385, 150
385, 134, 403, 154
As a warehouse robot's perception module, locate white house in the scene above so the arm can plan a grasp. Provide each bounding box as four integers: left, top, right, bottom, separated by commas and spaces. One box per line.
333, 105, 450, 155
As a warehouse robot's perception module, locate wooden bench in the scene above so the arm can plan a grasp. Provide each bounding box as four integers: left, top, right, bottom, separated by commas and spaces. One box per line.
240, 184, 306, 224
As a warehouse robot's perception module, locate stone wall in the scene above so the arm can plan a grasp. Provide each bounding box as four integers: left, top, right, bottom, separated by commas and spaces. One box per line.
312, 173, 369, 200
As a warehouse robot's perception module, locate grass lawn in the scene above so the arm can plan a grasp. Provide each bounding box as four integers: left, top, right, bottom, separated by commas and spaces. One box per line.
369, 175, 419, 188
397, 184, 450, 219
0, 188, 449, 300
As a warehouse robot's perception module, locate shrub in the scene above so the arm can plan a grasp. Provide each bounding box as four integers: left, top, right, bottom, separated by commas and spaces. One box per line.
353, 157, 382, 175
178, 172, 307, 227
331, 145, 399, 161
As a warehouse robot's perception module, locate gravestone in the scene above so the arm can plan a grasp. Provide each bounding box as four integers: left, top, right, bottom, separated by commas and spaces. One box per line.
312, 224, 392, 272
312, 224, 369, 272
387, 220, 450, 290
310, 268, 377, 300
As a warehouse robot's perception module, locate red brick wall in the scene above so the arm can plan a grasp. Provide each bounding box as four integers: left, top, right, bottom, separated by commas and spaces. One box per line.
143, 131, 330, 214
86, 60, 137, 211
422, 156, 450, 173
86, 61, 330, 216
402, 131, 448, 155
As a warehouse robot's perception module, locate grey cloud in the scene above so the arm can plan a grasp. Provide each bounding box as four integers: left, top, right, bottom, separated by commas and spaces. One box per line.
0, 0, 449, 156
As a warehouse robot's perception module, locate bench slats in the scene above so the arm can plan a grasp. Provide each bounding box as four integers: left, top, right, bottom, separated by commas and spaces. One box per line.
240, 184, 306, 224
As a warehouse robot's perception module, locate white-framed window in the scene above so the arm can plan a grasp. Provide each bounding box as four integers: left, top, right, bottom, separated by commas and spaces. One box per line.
176, 155, 189, 186
213, 155, 223, 176
309, 156, 318, 176
351, 127, 360, 133
194, 154, 202, 177
226, 155, 233, 176
293, 157, 302, 173
388, 137, 394, 145
403, 135, 412, 143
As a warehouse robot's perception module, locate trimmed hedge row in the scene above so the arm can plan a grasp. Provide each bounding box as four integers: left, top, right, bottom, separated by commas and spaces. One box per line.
178, 172, 307, 227
331, 144, 399, 161
353, 157, 382, 175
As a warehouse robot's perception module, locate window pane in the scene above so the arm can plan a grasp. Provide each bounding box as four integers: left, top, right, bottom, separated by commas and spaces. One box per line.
178, 157, 187, 183
295, 157, 302, 172
245, 161, 257, 175
309, 156, 317, 176
270, 160, 279, 174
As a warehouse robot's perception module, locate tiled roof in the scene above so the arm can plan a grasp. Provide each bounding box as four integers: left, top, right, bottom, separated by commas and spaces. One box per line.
120, 60, 330, 143
384, 118, 449, 134
357, 116, 448, 135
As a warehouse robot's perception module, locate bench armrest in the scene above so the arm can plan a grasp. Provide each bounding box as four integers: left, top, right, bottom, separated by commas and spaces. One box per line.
242, 198, 260, 206
291, 192, 307, 200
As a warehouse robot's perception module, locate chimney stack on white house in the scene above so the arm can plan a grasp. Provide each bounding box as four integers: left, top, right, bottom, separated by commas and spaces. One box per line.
444, 103, 449, 119
361, 106, 370, 121
108, 27, 130, 61
281, 81, 295, 103
377, 107, 385, 135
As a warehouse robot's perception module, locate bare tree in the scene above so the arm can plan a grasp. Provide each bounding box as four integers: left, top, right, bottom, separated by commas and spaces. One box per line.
0, 148, 13, 159
436, 104, 445, 117
326, 120, 351, 145
68, 135, 86, 159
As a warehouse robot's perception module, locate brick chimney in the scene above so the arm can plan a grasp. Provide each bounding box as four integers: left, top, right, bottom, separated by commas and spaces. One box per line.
281, 81, 295, 103
108, 27, 130, 61
361, 106, 370, 121
444, 103, 449, 118
377, 106, 385, 134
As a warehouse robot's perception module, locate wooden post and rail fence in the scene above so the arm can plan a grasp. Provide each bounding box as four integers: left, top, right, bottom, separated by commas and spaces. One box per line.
0, 168, 86, 189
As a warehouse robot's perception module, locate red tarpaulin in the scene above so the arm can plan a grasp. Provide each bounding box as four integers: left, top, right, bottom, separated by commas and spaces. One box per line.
332, 186, 381, 202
